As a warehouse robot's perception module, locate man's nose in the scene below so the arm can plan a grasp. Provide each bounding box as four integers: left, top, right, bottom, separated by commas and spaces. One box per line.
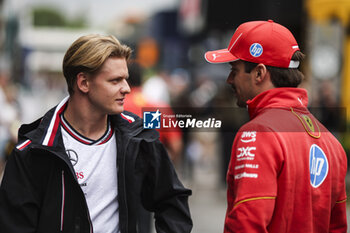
121, 79, 131, 94
226, 73, 233, 84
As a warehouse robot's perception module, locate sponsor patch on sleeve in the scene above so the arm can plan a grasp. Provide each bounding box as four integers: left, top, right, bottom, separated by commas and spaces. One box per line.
233, 131, 259, 180
240, 131, 257, 143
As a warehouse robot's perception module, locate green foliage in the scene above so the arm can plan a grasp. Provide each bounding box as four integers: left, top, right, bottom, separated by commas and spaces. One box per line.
67, 16, 86, 28
32, 7, 86, 28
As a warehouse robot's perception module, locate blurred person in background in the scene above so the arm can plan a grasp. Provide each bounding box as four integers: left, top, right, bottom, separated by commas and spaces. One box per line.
0, 69, 20, 178
311, 80, 343, 135
142, 70, 171, 104
212, 84, 249, 187
205, 20, 347, 232
124, 62, 184, 233
0, 34, 192, 233
125, 62, 183, 166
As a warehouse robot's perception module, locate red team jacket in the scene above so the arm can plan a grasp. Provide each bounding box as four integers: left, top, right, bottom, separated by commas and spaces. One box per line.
225, 88, 347, 232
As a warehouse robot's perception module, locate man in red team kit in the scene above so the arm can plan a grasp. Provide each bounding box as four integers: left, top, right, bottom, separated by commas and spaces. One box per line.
205, 20, 347, 232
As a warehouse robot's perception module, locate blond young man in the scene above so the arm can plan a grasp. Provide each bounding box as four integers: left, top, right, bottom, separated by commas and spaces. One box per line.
0, 35, 192, 233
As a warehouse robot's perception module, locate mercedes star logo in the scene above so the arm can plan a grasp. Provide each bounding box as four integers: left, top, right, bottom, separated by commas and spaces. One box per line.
66, 149, 78, 166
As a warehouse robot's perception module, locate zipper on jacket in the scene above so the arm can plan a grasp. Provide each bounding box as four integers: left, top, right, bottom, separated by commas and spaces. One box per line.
116, 131, 130, 232
123, 148, 129, 232
61, 170, 65, 231
122, 139, 129, 231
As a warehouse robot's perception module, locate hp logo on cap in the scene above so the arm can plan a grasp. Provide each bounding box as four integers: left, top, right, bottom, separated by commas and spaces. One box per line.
250, 43, 263, 57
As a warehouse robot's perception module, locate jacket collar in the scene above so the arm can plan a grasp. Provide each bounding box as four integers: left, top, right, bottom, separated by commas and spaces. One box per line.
246, 87, 309, 119
17, 97, 159, 148
41, 96, 69, 146
112, 111, 159, 142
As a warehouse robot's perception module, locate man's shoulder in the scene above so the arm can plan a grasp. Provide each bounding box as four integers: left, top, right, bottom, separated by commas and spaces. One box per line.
238, 115, 275, 133
244, 107, 311, 132
113, 111, 159, 141
18, 117, 43, 136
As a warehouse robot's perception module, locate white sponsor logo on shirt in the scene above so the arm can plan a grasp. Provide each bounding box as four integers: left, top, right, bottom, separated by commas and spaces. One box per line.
234, 164, 259, 170
237, 147, 256, 161
235, 172, 258, 180
240, 131, 257, 143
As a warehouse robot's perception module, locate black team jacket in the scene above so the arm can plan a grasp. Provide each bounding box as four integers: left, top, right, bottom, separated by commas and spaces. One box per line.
0, 98, 192, 233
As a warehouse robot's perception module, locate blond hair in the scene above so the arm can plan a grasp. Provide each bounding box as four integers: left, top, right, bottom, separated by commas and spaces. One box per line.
62, 34, 132, 95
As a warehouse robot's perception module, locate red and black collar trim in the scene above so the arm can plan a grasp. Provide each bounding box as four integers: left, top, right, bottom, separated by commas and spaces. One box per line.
60, 114, 114, 146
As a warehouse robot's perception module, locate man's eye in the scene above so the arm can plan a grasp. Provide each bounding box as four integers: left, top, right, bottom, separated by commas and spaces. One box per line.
111, 79, 121, 83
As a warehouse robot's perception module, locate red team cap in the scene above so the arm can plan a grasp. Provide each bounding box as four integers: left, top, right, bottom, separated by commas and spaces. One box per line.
204, 20, 300, 68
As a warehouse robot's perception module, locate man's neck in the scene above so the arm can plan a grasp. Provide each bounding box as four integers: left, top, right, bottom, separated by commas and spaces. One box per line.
63, 97, 108, 141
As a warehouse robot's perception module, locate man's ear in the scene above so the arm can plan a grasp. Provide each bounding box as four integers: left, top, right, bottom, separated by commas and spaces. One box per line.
254, 64, 268, 84
76, 72, 89, 93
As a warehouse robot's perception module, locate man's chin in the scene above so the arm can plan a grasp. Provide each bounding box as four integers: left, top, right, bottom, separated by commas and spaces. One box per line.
108, 107, 124, 115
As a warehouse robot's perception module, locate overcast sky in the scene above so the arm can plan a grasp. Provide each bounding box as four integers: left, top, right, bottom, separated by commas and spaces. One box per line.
4, 0, 179, 27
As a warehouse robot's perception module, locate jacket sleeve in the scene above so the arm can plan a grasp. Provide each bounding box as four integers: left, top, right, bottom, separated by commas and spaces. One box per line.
140, 140, 193, 233
329, 200, 347, 232
224, 128, 283, 233
329, 148, 348, 233
0, 149, 40, 233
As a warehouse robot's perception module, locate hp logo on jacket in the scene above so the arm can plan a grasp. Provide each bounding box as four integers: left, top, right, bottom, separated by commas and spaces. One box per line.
309, 144, 329, 188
